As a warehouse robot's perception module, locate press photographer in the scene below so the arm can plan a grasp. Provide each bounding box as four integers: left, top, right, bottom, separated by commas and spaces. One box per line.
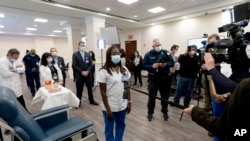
142, 39, 174, 121
173, 45, 198, 108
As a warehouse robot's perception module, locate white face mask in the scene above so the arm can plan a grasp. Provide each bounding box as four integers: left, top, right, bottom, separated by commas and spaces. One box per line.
10, 58, 17, 62
155, 46, 162, 52
80, 47, 85, 52
191, 51, 196, 55
47, 58, 53, 63
51, 52, 57, 56
245, 45, 250, 59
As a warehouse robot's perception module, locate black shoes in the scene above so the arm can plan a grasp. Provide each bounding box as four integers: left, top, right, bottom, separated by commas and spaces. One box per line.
90, 101, 99, 105
147, 114, 153, 121
163, 113, 169, 121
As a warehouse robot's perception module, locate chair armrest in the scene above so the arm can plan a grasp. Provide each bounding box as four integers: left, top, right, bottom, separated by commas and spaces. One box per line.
42, 118, 93, 141
14, 126, 30, 141
32, 105, 71, 130
32, 105, 70, 120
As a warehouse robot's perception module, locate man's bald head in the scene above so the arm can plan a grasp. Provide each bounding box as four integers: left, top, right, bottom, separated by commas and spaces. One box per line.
30, 49, 36, 55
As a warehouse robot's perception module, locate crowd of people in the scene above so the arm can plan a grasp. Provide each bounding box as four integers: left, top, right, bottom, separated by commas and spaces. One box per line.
1, 35, 250, 141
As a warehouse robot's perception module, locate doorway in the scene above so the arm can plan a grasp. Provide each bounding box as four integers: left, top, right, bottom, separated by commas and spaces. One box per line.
125, 40, 137, 72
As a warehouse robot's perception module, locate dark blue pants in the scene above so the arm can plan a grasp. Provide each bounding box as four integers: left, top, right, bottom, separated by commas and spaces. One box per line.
212, 97, 227, 141
173, 76, 194, 106
25, 71, 41, 95
103, 109, 126, 141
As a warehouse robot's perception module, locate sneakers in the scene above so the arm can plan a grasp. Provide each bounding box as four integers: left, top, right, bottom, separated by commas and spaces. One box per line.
147, 114, 153, 121
163, 113, 169, 121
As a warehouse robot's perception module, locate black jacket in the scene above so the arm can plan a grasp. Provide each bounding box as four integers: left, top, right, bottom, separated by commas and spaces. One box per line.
191, 78, 250, 141
178, 54, 198, 78
72, 51, 92, 80
57, 56, 66, 78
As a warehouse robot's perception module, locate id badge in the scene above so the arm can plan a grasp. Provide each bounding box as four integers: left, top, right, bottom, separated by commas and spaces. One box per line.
86, 59, 89, 63
59, 64, 62, 68
121, 72, 129, 82
53, 75, 58, 80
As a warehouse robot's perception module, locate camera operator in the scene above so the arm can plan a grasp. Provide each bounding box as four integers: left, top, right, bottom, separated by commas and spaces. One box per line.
183, 53, 250, 141
142, 39, 174, 121
173, 45, 198, 108
202, 34, 221, 112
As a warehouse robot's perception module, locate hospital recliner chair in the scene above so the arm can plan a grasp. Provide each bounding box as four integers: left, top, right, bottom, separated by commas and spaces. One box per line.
0, 86, 97, 141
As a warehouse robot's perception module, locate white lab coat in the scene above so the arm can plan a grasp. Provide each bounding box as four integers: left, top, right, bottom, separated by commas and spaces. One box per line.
40, 64, 63, 85
0, 56, 25, 97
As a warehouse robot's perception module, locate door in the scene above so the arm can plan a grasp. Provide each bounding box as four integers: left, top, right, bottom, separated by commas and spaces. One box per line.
125, 40, 137, 72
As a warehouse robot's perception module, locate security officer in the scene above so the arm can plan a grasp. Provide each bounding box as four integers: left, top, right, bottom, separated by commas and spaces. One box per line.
142, 39, 174, 121
23, 49, 41, 96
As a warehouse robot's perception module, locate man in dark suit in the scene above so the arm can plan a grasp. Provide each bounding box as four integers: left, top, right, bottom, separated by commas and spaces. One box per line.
72, 41, 98, 106
50, 48, 67, 87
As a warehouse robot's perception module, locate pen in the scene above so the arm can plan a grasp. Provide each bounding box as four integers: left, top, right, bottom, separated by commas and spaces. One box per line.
180, 111, 184, 121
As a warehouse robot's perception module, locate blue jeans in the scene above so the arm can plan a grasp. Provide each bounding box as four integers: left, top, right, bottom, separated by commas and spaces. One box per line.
173, 76, 194, 105
212, 97, 227, 141
103, 109, 127, 141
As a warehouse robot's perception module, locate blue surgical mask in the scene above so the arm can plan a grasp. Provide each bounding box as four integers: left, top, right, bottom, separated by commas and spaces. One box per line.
111, 55, 121, 64
155, 46, 162, 52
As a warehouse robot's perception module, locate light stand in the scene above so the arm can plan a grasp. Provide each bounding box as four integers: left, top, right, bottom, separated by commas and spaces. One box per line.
93, 39, 106, 91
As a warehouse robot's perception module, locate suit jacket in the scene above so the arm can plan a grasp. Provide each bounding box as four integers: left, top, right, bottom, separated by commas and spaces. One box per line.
72, 51, 92, 80
57, 56, 66, 78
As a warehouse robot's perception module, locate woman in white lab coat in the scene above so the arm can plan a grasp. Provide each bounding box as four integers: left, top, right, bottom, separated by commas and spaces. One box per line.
0, 49, 27, 109
40, 52, 63, 86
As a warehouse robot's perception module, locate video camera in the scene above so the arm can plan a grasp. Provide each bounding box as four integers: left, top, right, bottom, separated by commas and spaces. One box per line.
204, 19, 250, 70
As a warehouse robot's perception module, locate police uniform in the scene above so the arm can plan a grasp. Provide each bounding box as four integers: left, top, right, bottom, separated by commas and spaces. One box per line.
142, 49, 174, 118
23, 54, 41, 96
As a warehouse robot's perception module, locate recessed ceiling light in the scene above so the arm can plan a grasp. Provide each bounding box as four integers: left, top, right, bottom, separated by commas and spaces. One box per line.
34, 18, 48, 23
134, 15, 138, 18
106, 8, 111, 11
0, 25, 4, 28
182, 16, 187, 19
151, 23, 155, 25
0, 13, 4, 18
118, 0, 138, 5
34, 25, 37, 27
148, 7, 166, 13
53, 30, 62, 33
26, 27, 37, 31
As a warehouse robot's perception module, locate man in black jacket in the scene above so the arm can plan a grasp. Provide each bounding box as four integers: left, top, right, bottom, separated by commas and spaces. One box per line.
72, 42, 98, 106
173, 45, 198, 107
50, 48, 67, 87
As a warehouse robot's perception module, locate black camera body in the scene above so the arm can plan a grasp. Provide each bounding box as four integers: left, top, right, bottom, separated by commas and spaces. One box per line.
205, 20, 250, 71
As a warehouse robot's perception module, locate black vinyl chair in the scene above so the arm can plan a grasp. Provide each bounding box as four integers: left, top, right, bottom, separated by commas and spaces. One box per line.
0, 86, 97, 141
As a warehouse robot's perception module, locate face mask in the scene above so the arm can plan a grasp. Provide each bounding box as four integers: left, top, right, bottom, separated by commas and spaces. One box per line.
51, 52, 57, 56
30, 54, 35, 57
111, 55, 121, 64
155, 46, 162, 52
80, 47, 85, 52
47, 58, 53, 63
10, 58, 17, 62
245, 45, 250, 59
191, 51, 196, 55
135, 54, 138, 56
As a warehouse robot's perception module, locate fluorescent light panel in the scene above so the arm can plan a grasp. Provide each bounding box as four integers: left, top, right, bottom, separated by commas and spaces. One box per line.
106, 8, 111, 11
34, 18, 48, 23
53, 30, 62, 33
26, 27, 37, 31
0, 13, 4, 18
118, 0, 138, 5
0, 25, 4, 28
148, 7, 165, 13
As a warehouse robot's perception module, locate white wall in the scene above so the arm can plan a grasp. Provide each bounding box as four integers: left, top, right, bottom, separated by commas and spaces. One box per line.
0, 35, 71, 62
119, 12, 250, 57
